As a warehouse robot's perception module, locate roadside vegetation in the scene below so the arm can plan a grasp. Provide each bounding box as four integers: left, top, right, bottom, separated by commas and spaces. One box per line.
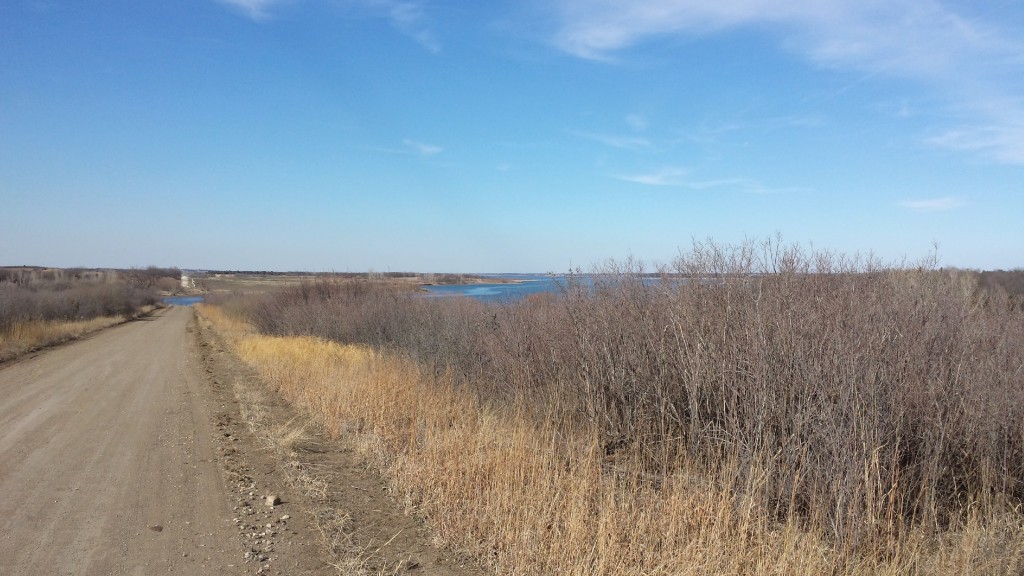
200, 239, 1024, 574
0, 266, 179, 361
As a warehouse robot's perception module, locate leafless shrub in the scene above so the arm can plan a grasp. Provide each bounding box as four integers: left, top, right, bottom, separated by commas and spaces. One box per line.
122, 266, 182, 290
0, 268, 163, 332
977, 268, 1024, 304
229, 238, 1024, 560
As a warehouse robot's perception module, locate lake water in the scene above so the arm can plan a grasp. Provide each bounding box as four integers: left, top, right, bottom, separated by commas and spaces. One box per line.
421, 274, 680, 302
162, 296, 205, 306
421, 275, 565, 302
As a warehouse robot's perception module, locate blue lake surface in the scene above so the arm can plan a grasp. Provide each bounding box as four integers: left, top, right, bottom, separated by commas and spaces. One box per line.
421, 275, 566, 302
163, 296, 205, 306
421, 274, 679, 302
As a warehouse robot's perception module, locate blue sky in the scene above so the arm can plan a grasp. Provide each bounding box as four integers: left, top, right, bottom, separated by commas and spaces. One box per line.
1, 0, 1022, 272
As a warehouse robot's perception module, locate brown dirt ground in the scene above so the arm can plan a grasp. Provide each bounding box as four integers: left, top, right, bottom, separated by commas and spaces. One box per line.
0, 305, 484, 576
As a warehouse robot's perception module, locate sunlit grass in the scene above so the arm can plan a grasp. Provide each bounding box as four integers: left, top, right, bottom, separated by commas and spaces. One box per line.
0, 315, 136, 361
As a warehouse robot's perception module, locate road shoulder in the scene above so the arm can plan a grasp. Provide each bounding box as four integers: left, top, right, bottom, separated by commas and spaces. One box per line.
192, 311, 484, 576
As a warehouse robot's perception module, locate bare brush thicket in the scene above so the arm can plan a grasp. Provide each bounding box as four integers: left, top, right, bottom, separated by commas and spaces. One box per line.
227, 239, 1024, 569
0, 272, 163, 331
0, 267, 176, 359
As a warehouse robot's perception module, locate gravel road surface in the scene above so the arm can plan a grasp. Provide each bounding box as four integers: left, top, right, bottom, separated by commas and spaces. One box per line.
0, 307, 244, 575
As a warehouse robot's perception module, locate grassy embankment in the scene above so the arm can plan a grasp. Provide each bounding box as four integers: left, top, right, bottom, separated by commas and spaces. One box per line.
199, 240, 1024, 575
0, 267, 178, 361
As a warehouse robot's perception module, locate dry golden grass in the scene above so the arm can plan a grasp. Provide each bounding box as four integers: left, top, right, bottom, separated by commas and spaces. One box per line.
0, 315, 128, 362
198, 303, 1024, 575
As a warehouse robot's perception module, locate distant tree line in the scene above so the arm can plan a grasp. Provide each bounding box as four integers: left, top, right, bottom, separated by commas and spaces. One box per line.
197, 270, 491, 283
0, 266, 181, 334
976, 269, 1024, 299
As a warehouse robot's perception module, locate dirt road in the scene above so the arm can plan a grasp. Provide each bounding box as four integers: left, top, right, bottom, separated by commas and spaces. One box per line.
0, 307, 246, 575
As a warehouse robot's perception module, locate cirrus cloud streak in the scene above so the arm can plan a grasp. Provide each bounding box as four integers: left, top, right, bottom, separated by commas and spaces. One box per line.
550, 0, 1024, 164
898, 197, 966, 212
617, 167, 793, 194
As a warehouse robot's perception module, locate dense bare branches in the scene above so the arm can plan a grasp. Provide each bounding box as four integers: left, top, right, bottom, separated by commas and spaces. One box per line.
231, 239, 1024, 561
0, 270, 165, 333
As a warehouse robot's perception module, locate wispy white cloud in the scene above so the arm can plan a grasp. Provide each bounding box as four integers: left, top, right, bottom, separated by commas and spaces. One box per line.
899, 197, 966, 212
403, 139, 443, 156
625, 113, 648, 132
551, 1, 1020, 74
926, 119, 1024, 164
356, 139, 443, 156
362, 0, 440, 52
572, 130, 653, 150
554, 1, 789, 60
549, 0, 1024, 164
617, 167, 689, 186
876, 99, 918, 119
216, 0, 439, 51
679, 113, 826, 150
217, 0, 281, 20
617, 167, 784, 194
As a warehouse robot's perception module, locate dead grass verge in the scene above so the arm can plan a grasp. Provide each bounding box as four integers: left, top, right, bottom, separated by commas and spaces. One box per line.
195, 309, 478, 576
0, 305, 160, 363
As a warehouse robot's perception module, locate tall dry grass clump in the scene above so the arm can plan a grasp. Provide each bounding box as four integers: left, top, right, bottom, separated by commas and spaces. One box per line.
0, 316, 128, 360
202, 239, 1024, 574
